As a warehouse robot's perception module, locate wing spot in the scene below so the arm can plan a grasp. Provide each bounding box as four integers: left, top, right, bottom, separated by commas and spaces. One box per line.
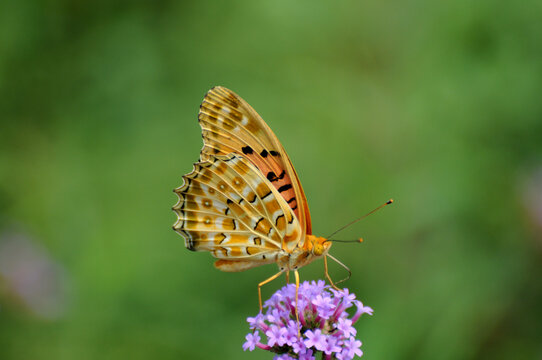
232, 177, 245, 190
242, 146, 254, 155
267, 170, 286, 182
278, 184, 293, 193
217, 180, 228, 190
248, 192, 257, 203
216, 233, 226, 244
270, 150, 280, 156
260, 149, 268, 158
254, 217, 264, 230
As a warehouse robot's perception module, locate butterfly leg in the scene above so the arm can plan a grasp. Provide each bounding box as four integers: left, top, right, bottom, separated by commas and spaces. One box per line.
294, 269, 301, 337
258, 271, 284, 312
285, 271, 290, 284
324, 256, 341, 291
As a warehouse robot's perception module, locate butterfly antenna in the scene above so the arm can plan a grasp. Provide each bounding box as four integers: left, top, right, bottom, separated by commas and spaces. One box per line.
325, 238, 364, 244
326, 199, 394, 240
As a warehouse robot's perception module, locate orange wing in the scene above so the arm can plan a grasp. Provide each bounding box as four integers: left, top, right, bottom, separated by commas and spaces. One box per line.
198, 86, 312, 238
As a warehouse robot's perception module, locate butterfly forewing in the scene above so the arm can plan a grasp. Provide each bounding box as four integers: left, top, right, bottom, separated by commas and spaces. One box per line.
198, 86, 312, 236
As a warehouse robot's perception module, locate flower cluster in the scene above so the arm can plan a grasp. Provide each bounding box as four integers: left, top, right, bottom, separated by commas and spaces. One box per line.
243, 280, 373, 360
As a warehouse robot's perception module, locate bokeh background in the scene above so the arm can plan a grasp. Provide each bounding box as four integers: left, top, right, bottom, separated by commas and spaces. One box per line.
1, 1, 541, 359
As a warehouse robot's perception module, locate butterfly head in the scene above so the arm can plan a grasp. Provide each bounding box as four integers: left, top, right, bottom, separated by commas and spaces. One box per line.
306, 234, 332, 257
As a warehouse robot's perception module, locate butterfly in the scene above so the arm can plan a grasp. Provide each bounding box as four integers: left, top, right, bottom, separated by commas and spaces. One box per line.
172, 86, 390, 310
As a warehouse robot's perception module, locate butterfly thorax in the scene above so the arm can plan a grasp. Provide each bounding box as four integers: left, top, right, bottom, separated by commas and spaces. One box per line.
277, 235, 331, 271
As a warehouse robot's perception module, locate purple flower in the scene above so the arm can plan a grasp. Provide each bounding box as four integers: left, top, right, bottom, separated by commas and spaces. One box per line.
312, 294, 336, 320
304, 329, 327, 351
298, 348, 315, 360
247, 312, 266, 329
275, 354, 296, 360
268, 308, 288, 324
337, 317, 357, 338
291, 339, 307, 354
266, 324, 288, 347
339, 337, 363, 360
321, 335, 342, 355
332, 287, 357, 306
284, 320, 300, 346
243, 280, 373, 358
243, 331, 261, 351
351, 300, 374, 323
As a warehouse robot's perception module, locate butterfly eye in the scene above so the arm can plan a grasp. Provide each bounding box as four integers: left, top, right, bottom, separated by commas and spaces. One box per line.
313, 243, 324, 256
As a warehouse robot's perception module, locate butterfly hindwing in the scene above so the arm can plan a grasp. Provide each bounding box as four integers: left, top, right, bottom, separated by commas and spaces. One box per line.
198, 86, 312, 235
173, 153, 302, 271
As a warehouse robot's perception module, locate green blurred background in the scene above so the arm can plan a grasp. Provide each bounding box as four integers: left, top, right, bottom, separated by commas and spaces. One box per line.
1, 1, 541, 359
